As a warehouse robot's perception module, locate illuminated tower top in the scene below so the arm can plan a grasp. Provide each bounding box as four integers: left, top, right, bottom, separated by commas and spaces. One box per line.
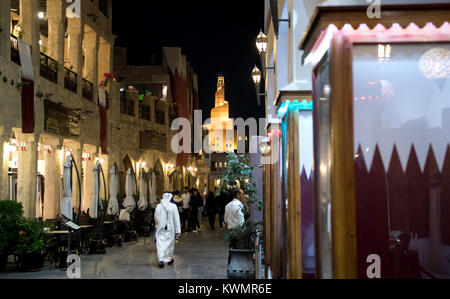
215, 76, 227, 108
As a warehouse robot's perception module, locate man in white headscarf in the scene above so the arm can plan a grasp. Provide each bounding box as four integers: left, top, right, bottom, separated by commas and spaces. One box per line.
154, 192, 181, 268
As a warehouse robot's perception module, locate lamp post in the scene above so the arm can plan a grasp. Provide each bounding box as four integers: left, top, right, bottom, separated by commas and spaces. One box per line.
256, 30, 268, 75
252, 66, 266, 107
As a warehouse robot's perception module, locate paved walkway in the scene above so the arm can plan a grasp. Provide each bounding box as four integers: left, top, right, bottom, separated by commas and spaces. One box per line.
0, 219, 229, 279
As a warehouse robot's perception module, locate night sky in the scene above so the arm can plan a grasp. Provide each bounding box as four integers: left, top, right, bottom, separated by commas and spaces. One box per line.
112, 0, 266, 122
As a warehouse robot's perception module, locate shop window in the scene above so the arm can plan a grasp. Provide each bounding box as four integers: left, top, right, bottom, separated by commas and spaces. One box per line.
353, 43, 450, 279
313, 52, 332, 277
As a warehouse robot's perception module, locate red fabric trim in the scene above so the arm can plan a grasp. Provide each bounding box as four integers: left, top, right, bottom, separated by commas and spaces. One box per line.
169, 69, 189, 167
21, 77, 35, 134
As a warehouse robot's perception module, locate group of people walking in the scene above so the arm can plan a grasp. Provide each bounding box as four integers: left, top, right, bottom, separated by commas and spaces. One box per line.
172, 187, 230, 232
153, 187, 247, 268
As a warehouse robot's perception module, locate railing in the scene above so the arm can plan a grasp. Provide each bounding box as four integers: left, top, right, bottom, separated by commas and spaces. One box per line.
156, 110, 165, 125
82, 78, 93, 101
254, 229, 263, 279
40, 52, 58, 83
64, 68, 77, 93
139, 103, 151, 121
10, 35, 20, 65
120, 95, 135, 117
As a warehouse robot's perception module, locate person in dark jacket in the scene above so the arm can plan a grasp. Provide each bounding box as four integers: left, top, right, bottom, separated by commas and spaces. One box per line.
188, 189, 203, 232
205, 192, 217, 230
216, 191, 228, 229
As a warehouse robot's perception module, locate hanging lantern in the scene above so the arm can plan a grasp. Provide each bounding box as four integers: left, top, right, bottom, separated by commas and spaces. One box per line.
419, 47, 450, 80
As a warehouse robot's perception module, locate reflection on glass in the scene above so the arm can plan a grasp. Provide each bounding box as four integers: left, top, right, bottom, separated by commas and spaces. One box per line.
353, 43, 450, 279
315, 53, 333, 278
299, 110, 315, 278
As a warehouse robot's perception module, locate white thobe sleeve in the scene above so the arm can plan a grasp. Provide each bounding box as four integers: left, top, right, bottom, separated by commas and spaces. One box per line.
155, 205, 161, 228
173, 206, 181, 234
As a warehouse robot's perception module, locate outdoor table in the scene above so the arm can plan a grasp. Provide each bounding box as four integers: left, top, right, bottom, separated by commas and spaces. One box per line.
47, 230, 70, 235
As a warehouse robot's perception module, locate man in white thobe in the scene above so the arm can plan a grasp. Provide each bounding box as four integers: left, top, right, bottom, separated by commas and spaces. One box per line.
155, 193, 181, 268
224, 188, 245, 230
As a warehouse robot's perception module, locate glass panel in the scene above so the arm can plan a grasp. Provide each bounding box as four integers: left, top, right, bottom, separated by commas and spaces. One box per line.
314, 54, 333, 278
353, 43, 450, 279
299, 110, 316, 278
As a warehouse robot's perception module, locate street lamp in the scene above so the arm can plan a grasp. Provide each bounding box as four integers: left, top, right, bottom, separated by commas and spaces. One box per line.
252, 66, 266, 106
255, 30, 268, 76
256, 30, 267, 54
252, 66, 262, 85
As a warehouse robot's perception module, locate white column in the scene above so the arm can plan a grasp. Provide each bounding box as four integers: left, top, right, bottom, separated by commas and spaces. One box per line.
67, 18, 84, 95
43, 146, 61, 220
17, 133, 38, 218
0, 127, 9, 201
47, 0, 65, 86
20, 0, 40, 78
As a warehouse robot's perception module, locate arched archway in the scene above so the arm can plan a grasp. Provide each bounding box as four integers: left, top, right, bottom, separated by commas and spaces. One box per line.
154, 159, 164, 198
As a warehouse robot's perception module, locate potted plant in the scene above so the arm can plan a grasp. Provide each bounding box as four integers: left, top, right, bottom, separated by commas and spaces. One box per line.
219, 153, 261, 213
224, 219, 257, 249
225, 219, 259, 279
16, 218, 46, 272
0, 200, 24, 271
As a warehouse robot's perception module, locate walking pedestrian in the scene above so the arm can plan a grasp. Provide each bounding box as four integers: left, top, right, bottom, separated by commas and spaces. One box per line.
154, 193, 181, 268
181, 187, 191, 231
189, 189, 203, 232
205, 192, 217, 230
216, 191, 227, 229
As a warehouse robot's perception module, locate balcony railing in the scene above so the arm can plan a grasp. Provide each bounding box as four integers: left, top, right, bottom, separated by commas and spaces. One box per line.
139, 103, 151, 121
120, 96, 135, 117
82, 78, 93, 101
64, 68, 77, 93
156, 110, 165, 126
40, 52, 58, 83
10, 35, 20, 65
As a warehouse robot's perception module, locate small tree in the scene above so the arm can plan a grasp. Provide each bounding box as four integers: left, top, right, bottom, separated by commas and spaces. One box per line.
0, 201, 24, 255
219, 153, 262, 211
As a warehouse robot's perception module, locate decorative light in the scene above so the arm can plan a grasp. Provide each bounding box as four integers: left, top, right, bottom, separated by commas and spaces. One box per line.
378, 44, 392, 63
323, 85, 331, 97
141, 162, 147, 168
38, 12, 45, 19
256, 30, 268, 54
39, 40, 43, 46
419, 47, 450, 80
252, 66, 262, 84
320, 164, 327, 175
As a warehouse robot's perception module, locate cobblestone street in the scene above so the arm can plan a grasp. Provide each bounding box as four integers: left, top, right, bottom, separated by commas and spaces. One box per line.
0, 220, 229, 279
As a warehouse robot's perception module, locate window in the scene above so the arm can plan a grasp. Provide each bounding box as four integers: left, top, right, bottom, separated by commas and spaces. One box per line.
162, 85, 168, 99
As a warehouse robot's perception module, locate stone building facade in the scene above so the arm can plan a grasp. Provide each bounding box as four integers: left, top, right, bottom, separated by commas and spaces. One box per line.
113, 46, 202, 196
0, 0, 196, 220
